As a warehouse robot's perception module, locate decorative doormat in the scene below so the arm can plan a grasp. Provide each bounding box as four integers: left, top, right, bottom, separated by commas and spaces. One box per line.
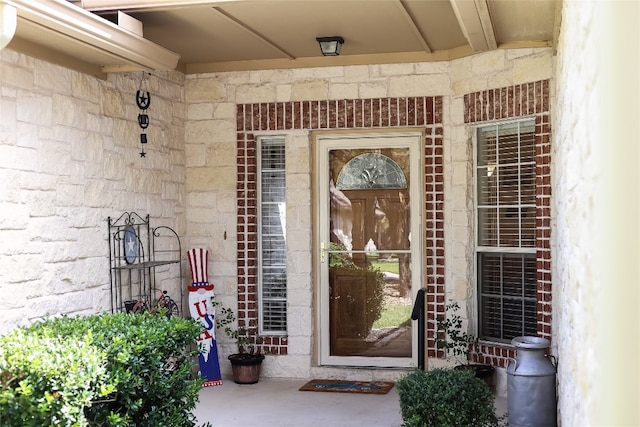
299, 379, 394, 394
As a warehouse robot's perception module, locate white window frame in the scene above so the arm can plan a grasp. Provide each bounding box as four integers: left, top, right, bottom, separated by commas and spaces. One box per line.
474, 118, 538, 343
257, 136, 287, 335
314, 131, 424, 368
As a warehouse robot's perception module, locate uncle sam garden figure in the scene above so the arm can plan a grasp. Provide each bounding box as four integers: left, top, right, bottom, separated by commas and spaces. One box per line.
187, 247, 222, 386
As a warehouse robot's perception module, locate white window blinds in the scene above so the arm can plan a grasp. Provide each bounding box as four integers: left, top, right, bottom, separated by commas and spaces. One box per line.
259, 137, 287, 334
476, 121, 536, 249
476, 120, 537, 342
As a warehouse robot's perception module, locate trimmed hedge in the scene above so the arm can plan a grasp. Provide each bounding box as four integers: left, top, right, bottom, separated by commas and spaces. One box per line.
0, 312, 207, 427
396, 368, 505, 427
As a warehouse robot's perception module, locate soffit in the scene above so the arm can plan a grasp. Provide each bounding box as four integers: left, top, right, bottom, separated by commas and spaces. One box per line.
6, 0, 559, 75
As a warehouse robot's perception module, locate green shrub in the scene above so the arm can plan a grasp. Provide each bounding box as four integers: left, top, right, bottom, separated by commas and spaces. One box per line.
0, 329, 114, 427
396, 368, 505, 427
0, 312, 206, 427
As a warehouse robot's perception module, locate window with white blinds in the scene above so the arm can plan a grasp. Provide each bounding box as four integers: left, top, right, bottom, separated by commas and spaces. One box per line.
258, 137, 287, 334
476, 120, 537, 343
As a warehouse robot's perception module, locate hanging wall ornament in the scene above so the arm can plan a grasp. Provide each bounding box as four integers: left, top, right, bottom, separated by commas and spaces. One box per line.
136, 72, 151, 157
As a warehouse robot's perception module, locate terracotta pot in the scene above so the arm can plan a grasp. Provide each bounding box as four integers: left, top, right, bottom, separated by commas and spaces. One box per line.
228, 354, 265, 384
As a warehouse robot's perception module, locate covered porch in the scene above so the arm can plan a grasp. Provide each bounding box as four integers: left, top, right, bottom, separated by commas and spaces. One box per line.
192, 376, 507, 426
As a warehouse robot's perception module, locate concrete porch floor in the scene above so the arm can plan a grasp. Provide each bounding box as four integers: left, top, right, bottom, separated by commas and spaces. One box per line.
193, 375, 507, 427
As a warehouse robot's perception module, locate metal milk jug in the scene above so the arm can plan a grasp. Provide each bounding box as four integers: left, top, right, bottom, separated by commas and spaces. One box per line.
507, 336, 557, 427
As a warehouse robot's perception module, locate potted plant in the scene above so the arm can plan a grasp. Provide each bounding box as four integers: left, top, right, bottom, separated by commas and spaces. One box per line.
396, 368, 506, 427
436, 301, 495, 388
214, 297, 266, 384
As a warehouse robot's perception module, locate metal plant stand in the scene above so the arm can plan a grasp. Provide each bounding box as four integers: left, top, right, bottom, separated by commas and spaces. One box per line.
107, 212, 183, 316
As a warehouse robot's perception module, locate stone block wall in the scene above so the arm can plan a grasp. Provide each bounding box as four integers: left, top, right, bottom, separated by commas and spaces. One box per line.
0, 40, 555, 390
184, 48, 554, 381
0, 49, 186, 332
554, 1, 639, 425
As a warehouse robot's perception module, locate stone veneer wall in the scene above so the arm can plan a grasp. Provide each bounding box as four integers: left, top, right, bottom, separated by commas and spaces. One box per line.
185, 47, 554, 381
554, 1, 639, 425
0, 49, 186, 332
0, 41, 554, 385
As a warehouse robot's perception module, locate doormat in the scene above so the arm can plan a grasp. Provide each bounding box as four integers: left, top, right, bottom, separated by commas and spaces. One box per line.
299, 379, 394, 394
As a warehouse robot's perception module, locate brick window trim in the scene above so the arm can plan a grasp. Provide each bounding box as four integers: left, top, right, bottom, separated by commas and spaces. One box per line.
237, 97, 445, 356
464, 79, 552, 368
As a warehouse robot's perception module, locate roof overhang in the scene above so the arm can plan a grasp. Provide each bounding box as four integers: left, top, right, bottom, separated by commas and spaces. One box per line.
4, 0, 180, 77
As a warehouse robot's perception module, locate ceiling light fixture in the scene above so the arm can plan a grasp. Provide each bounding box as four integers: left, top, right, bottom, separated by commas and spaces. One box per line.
316, 36, 344, 56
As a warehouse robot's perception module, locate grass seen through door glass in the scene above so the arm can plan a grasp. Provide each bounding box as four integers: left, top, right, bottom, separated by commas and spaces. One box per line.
373, 304, 412, 329
370, 257, 411, 329
369, 259, 399, 274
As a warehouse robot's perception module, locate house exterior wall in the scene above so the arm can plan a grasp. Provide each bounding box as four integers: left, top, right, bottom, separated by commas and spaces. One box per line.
184, 48, 554, 384
0, 4, 637, 423
462, 81, 552, 389
0, 49, 186, 332
554, 1, 639, 425
235, 97, 445, 378
1, 42, 555, 393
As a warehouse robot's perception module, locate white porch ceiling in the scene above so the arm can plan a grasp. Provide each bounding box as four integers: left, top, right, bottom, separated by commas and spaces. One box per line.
5, 0, 560, 76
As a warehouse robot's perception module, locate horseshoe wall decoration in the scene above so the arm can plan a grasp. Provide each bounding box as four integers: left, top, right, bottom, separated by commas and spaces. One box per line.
137, 73, 151, 157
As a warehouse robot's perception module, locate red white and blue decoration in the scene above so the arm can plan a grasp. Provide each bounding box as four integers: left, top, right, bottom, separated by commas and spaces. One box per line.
187, 247, 222, 387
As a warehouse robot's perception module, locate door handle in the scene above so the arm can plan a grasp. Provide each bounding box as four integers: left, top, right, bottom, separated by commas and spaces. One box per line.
321, 241, 326, 263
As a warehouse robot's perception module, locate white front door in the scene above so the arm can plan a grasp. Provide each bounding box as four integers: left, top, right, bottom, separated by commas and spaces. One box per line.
314, 131, 423, 368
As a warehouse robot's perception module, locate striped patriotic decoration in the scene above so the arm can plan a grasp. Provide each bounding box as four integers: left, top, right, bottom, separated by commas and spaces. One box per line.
187, 247, 209, 286
187, 247, 222, 386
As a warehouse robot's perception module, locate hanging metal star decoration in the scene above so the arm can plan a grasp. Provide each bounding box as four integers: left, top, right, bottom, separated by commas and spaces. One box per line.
136, 72, 151, 158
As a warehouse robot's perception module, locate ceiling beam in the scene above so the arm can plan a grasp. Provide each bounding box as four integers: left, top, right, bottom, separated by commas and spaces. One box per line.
474, 0, 497, 50
83, 0, 296, 61
449, 0, 497, 52
396, 0, 432, 53
80, 0, 242, 12
186, 48, 469, 74
208, 6, 296, 60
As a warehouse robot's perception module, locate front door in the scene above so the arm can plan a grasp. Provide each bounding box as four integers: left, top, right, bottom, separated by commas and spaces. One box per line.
315, 132, 423, 368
